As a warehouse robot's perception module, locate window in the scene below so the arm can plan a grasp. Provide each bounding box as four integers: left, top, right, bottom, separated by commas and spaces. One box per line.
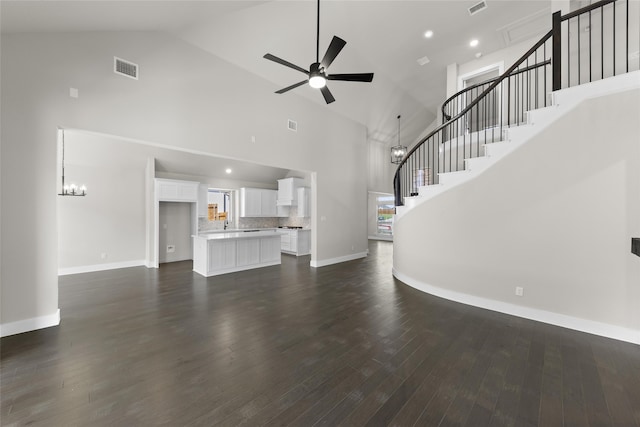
208, 189, 232, 222
376, 195, 395, 237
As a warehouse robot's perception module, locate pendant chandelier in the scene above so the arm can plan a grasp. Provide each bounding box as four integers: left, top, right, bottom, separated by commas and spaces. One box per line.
390, 115, 407, 164
58, 130, 86, 196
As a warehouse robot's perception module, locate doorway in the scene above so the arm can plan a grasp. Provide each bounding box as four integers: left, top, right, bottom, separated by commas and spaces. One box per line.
458, 63, 503, 134
158, 202, 193, 263
368, 192, 395, 241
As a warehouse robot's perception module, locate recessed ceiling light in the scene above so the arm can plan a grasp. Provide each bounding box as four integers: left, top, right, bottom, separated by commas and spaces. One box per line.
225, 168, 232, 174
424, 30, 434, 38
470, 39, 479, 47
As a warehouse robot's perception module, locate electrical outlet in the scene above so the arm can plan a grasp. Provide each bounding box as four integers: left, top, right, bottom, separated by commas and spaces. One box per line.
515, 286, 524, 297
167, 245, 175, 253
101, 253, 108, 260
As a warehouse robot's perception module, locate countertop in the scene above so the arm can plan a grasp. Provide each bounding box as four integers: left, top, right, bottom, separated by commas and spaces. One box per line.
198, 228, 277, 234
193, 229, 285, 240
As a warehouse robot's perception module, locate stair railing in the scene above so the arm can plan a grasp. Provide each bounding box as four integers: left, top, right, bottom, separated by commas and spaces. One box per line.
394, 0, 636, 207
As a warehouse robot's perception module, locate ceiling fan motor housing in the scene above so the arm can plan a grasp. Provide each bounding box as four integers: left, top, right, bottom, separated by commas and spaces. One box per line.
309, 62, 328, 88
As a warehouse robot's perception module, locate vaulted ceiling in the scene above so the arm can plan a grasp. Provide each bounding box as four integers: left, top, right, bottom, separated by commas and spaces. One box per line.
2, 0, 552, 149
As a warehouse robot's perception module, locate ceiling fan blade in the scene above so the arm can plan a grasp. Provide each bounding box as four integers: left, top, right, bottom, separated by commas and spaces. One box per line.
276, 80, 308, 94
320, 86, 335, 104
263, 54, 309, 75
320, 36, 347, 69
328, 73, 374, 82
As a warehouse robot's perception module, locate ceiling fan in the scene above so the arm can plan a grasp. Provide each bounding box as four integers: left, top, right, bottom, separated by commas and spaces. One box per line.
263, 0, 374, 104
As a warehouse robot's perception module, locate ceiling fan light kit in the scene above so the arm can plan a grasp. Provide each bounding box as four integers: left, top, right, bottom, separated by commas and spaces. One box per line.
308, 63, 327, 88
263, 0, 373, 104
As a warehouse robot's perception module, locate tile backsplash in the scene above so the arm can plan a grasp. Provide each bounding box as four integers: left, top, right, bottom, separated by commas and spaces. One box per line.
198, 218, 225, 231
237, 217, 279, 229
199, 208, 310, 231
278, 206, 310, 228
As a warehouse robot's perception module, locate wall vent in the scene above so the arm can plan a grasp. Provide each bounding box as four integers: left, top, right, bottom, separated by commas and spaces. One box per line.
287, 119, 298, 132
114, 57, 139, 80
416, 55, 431, 66
468, 1, 487, 16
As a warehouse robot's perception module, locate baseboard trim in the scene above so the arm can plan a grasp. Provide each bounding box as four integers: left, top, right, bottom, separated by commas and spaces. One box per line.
1, 309, 61, 338
311, 251, 368, 268
392, 269, 640, 345
58, 260, 147, 276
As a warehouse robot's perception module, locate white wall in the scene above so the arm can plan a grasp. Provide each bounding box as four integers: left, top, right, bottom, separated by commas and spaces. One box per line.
367, 138, 397, 194
453, 35, 544, 94
394, 88, 640, 341
155, 171, 279, 192
57, 131, 146, 272
0, 31, 368, 334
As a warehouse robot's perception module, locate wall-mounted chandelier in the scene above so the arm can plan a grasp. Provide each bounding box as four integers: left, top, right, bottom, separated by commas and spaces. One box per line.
390, 115, 407, 164
58, 129, 86, 196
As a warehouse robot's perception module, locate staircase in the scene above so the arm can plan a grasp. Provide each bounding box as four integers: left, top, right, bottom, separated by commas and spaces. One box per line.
391, 0, 640, 344
397, 70, 640, 218
394, 0, 639, 210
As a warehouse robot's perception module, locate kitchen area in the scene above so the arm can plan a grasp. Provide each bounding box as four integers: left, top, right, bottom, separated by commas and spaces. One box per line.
156, 175, 312, 278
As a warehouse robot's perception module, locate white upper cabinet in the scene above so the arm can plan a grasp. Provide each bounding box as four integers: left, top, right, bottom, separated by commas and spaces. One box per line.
197, 184, 209, 217
240, 188, 277, 217
297, 187, 310, 217
261, 189, 277, 217
156, 179, 199, 202
277, 177, 305, 206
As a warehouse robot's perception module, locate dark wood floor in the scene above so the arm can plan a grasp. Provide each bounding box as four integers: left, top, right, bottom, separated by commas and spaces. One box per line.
2, 241, 640, 426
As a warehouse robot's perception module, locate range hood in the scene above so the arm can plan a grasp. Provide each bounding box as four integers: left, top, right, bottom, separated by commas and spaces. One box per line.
277, 177, 304, 206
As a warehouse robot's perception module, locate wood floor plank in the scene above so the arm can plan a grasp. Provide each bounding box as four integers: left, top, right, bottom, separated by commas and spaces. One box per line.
2, 241, 639, 426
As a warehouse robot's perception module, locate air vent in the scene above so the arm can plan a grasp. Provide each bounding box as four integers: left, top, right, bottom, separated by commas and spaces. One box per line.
114, 57, 139, 80
287, 119, 298, 132
417, 55, 431, 66
468, 1, 487, 16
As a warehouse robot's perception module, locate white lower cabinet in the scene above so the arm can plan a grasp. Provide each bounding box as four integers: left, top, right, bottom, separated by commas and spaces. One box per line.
297, 230, 311, 255
236, 239, 260, 266
281, 229, 311, 256
193, 232, 282, 277
280, 231, 291, 252
209, 240, 236, 270
260, 237, 282, 263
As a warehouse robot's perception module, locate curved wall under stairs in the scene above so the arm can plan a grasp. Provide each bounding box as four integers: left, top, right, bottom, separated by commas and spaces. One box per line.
393, 74, 640, 344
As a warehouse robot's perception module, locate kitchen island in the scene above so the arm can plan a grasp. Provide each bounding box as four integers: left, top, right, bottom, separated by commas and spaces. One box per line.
192, 229, 284, 277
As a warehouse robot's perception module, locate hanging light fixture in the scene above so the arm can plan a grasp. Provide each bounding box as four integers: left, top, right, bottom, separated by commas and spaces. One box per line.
58, 130, 86, 196
390, 115, 407, 164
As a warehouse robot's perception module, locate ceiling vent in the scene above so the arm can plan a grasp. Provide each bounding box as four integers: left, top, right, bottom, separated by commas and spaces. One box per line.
287, 119, 298, 132
114, 57, 139, 80
468, 1, 488, 16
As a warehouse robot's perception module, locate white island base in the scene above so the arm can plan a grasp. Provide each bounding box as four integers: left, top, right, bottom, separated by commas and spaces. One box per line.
192, 230, 283, 277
